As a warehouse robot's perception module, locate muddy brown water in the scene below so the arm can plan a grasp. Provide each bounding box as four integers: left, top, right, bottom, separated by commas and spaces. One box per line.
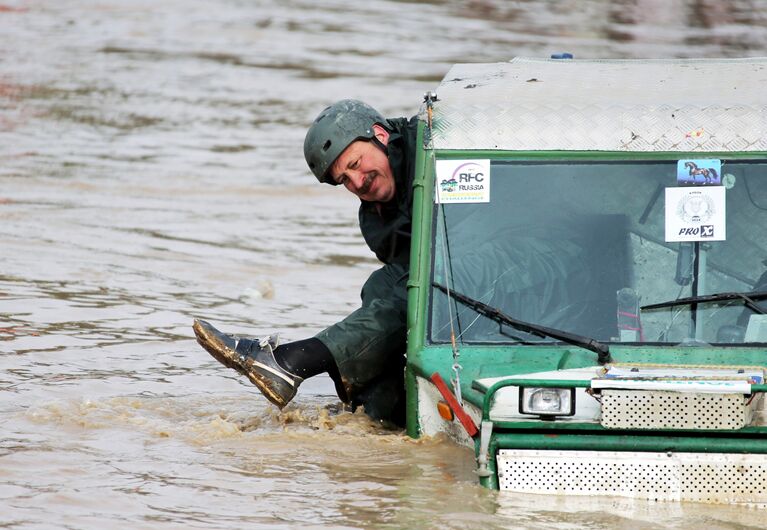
2, 1, 767, 528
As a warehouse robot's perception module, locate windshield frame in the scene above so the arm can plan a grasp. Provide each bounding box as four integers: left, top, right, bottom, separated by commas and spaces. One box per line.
422, 151, 767, 349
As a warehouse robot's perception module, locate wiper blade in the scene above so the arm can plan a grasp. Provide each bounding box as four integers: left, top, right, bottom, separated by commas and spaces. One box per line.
641, 290, 767, 314
432, 282, 612, 365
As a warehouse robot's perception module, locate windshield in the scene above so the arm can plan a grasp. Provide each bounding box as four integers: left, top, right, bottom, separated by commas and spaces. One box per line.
430, 159, 767, 346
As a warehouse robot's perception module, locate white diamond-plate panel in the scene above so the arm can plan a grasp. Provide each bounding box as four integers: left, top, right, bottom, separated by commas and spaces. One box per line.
600, 390, 757, 430
496, 450, 767, 504
422, 58, 767, 152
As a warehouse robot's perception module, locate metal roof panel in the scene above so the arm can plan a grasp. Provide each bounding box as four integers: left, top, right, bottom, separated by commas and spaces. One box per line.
422, 57, 767, 152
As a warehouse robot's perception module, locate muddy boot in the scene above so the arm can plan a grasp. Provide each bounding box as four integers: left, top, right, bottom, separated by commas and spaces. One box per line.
193, 319, 303, 409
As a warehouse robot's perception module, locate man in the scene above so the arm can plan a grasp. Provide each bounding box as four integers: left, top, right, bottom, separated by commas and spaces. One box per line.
193, 100, 418, 424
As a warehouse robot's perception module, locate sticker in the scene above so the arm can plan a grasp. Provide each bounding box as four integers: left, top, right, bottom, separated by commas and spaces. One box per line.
665, 186, 726, 242
677, 159, 721, 186
435, 160, 490, 203
722, 173, 736, 190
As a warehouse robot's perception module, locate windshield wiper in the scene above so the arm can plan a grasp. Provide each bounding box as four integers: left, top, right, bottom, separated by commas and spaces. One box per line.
641, 290, 767, 314
432, 282, 612, 365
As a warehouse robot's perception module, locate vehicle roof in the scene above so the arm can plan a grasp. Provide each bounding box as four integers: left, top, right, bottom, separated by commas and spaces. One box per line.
422, 57, 767, 152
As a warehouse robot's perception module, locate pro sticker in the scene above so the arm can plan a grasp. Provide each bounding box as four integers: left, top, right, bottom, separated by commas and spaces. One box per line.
665, 186, 726, 242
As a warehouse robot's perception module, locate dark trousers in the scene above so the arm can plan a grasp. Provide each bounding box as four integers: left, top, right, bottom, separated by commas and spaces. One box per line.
315, 262, 408, 423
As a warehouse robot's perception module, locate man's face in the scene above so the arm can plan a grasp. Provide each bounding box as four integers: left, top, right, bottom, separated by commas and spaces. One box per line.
329, 125, 395, 203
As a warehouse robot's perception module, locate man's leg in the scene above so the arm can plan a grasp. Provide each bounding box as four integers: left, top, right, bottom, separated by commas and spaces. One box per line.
314, 262, 409, 422
193, 263, 408, 419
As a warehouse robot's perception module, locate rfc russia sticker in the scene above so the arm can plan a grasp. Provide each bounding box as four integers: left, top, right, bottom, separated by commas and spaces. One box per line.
435, 159, 490, 203
665, 186, 726, 242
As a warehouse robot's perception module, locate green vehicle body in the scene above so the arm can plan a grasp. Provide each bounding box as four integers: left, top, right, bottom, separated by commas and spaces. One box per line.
403, 58, 767, 501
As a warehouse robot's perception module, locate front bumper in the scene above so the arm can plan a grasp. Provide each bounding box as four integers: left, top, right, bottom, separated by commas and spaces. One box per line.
497, 448, 767, 504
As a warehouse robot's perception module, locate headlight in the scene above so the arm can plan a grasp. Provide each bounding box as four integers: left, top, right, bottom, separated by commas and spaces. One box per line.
519, 387, 575, 417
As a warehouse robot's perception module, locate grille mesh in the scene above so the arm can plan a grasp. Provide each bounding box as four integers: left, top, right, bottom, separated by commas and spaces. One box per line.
497, 450, 767, 503
600, 390, 755, 430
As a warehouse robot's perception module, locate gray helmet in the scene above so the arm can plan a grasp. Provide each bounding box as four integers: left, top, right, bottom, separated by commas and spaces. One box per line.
304, 99, 387, 184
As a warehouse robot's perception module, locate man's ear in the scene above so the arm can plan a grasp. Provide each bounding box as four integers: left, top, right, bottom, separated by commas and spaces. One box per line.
372, 124, 390, 146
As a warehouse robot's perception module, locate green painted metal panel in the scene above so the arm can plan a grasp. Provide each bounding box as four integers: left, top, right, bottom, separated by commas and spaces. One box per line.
406, 119, 432, 438
487, 421, 767, 434
491, 432, 767, 453
411, 344, 767, 409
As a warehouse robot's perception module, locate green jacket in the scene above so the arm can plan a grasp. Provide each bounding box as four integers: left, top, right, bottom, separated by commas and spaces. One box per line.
317, 116, 417, 408
358, 116, 419, 266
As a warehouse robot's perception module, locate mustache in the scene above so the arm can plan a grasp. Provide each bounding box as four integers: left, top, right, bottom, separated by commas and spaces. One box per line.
357, 172, 376, 195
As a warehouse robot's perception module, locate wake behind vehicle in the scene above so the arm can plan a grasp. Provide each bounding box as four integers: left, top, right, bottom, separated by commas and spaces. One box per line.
404, 56, 767, 504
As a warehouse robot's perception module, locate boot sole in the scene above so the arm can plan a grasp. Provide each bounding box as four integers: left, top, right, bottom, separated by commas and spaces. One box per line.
193, 319, 290, 409
193, 320, 244, 373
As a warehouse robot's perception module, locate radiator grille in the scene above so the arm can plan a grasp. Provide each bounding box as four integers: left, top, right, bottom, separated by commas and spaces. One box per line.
600, 390, 755, 430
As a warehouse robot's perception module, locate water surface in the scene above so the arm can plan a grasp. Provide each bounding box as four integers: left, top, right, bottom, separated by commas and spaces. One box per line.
2, 1, 767, 528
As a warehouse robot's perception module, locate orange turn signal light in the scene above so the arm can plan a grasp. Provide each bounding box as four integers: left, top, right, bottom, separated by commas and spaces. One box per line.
437, 400, 454, 421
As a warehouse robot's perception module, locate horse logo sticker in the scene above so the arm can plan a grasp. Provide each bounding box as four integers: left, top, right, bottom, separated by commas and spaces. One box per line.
677, 159, 721, 186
